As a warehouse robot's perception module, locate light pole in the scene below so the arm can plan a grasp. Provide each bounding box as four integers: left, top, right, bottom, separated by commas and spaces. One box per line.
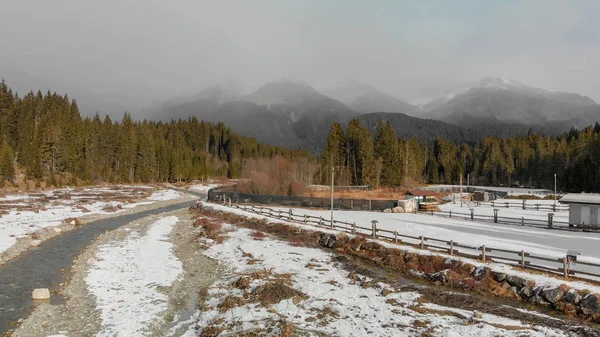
554, 173, 557, 206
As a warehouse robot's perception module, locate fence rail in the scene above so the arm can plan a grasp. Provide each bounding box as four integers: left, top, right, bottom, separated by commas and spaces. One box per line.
218, 202, 600, 283
481, 200, 569, 212
421, 208, 600, 232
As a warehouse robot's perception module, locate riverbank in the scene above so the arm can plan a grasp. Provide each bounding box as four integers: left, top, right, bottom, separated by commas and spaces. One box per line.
10, 207, 222, 337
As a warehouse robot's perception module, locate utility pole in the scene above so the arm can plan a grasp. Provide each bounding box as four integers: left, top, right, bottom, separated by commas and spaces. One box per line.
467, 173, 470, 191
460, 175, 463, 207
405, 141, 408, 187
330, 160, 334, 226
554, 173, 557, 206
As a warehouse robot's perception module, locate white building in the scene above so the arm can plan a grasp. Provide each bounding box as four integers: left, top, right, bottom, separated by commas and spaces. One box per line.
559, 194, 600, 227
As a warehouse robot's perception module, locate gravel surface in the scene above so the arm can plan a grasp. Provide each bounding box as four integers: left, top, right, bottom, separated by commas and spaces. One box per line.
11, 207, 222, 337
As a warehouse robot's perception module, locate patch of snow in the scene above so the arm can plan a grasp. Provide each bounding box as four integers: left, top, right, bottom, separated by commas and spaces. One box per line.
86, 216, 183, 336
183, 220, 569, 337
188, 184, 221, 193
147, 189, 184, 201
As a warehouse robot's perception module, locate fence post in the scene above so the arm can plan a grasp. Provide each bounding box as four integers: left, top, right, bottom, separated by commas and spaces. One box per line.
269, 208, 273, 217
278, 210, 282, 219
493, 209, 499, 223
420, 236, 424, 249
350, 200, 353, 210
369, 199, 372, 212
552, 203, 556, 212
491, 201, 495, 208
303, 214, 307, 224
352, 222, 356, 234
536, 204, 540, 211
522, 199, 526, 210
505, 202, 509, 208
449, 210, 452, 218
319, 216, 323, 226
371, 220, 378, 239
521, 217, 524, 226
481, 245, 486, 261
228, 197, 231, 207
330, 217, 334, 230
450, 240, 454, 255
259, 206, 263, 214
394, 231, 398, 243
288, 209, 292, 221
563, 257, 568, 278
548, 213, 554, 229
470, 208, 474, 221
520, 250, 525, 266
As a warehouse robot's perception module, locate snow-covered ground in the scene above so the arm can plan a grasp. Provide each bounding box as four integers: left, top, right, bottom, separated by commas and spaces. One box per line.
188, 183, 221, 193
440, 201, 569, 223
206, 203, 600, 293
0, 186, 187, 257
178, 222, 570, 337
86, 216, 183, 336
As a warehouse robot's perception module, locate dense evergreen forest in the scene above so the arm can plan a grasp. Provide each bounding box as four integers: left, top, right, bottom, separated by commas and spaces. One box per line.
0, 81, 312, 185
319, 119, 600, 192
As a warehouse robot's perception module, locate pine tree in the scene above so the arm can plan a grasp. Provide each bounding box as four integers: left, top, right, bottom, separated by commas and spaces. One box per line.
374, 120, 401, 186
0, 142, 15, 181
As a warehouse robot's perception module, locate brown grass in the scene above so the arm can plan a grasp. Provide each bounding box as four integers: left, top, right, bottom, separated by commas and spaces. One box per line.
219, 295, 247, 312
251, 282, 306, 306
306, 187, 408, 200
250, 231, 267, 240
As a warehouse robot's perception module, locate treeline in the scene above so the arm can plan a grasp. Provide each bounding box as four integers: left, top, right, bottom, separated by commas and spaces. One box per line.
319, 119, 600, 192
0, 80, 312, 185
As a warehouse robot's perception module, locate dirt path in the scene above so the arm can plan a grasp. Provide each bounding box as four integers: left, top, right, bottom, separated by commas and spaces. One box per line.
9, 207, 221, 337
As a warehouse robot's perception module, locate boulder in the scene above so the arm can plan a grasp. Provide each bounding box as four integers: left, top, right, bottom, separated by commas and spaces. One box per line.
427, 270, 449, 284
580, 294, 600, 315
492, 272, 507, 282
318, 233, 336, 248
383, 208, 392, 213
506, 276, 527, 289
32, 288, 51, 300
541, 287, 565, 304
529, 294, 549, 305
30, 240, 42, 247
472, 266, 487, 280
519, 286, 533, 299
391, 206, 405, 213
564, 289, 582, 305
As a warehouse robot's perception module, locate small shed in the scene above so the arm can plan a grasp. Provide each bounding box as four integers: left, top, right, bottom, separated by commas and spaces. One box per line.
406, 190, 438, 210
472, 190, 490, 202
559, 193, 600, 227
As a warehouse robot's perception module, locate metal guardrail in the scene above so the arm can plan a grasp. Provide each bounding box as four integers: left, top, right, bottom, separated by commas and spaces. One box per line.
219, 202, 600, 283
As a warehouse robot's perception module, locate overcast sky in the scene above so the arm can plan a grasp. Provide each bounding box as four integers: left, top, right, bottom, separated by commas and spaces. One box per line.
1, 0, 599, 115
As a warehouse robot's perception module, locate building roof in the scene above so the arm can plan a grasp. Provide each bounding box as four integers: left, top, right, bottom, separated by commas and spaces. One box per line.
559, 193, 600, 205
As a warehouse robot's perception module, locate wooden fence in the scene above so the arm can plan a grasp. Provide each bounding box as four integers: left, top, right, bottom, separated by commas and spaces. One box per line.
481, 200, 569, 212
224, 203, 600, 283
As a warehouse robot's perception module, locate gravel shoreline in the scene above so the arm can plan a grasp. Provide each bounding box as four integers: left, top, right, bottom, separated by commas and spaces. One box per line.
0, 191, 197, 267
10, 206, 222, 337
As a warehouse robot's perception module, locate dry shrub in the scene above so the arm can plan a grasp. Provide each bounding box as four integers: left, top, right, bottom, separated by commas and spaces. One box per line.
280, 321, 296, 337
199, 326, 225, 337
219, 295, 246, 312
204, 221, 223, 238
250, 231, 267, 240
251, 282, 306, 306
214, 234, 229, 244
232, 276, 251, 289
